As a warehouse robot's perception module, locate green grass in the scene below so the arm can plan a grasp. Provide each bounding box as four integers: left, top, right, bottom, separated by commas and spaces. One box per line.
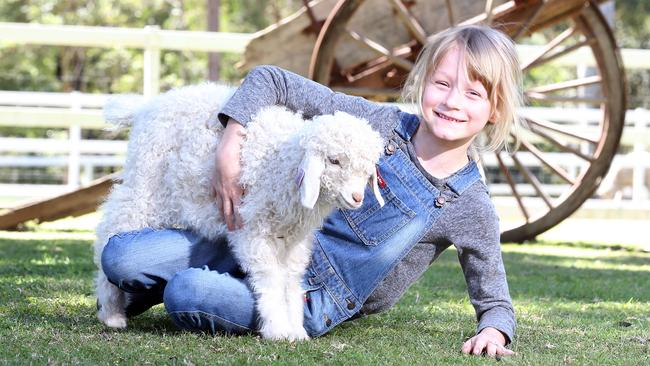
0, 223, 649, 365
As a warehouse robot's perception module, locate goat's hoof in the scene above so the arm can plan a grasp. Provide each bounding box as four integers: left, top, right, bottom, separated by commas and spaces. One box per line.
98, 311, 128, 329
261, 325, 309, 342
104, 314, 128, 329
289, 328, 310, 341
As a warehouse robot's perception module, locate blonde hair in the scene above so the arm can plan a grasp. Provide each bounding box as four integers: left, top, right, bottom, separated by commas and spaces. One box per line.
401, 24, 523, 154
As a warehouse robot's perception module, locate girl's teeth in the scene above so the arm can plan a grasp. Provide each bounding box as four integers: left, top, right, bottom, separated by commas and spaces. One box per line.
437, 112, 460, 122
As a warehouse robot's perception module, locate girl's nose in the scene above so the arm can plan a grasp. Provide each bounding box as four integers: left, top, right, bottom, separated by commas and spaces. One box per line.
445, 87, 462, 109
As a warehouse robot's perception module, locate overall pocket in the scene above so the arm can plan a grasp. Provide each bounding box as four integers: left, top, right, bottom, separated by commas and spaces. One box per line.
341, 178, 416, 246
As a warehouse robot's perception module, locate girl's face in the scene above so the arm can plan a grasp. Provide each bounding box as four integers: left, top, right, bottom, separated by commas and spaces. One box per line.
420, 46, 493, 149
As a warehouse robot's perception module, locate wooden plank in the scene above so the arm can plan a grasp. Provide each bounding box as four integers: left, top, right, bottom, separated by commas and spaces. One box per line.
0, 22, 252, 53
239, 0, 338, 75
0, 106, 106, 128
0, 174, 117, 230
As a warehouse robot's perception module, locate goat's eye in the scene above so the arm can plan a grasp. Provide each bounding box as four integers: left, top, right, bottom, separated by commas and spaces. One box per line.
328, 157, 340, 165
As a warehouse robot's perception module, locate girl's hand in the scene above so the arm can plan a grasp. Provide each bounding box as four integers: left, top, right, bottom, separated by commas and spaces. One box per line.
461, 327, 515, 358
211, 119, 246, 231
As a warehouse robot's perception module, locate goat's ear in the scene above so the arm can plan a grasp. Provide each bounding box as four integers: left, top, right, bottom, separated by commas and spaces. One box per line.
369, 167, 385, 207
297, 151, 325, 209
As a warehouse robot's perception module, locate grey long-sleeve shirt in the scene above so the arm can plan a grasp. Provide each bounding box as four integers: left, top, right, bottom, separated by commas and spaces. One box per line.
217, 65, 516, 342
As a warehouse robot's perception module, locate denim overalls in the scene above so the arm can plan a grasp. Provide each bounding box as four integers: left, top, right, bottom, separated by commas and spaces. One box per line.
300, 111, 482, 336
101, 111, 483, 337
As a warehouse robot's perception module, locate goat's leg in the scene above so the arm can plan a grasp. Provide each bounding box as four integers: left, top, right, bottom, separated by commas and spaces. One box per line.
247, 266, 301, 340
96, 271, 128, 328
284, 239, 312, 339
92, 183, 161, 328
94, 222, 129, 328
284, 276, 309, 340
234, 238, 304, 341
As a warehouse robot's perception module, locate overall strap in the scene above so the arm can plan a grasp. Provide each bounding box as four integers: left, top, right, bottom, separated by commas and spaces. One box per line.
446, 160, 483, 195
393, 111, 420, 142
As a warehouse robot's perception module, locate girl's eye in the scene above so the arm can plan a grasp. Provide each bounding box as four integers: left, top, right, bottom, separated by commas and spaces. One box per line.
435, 80, 449, 87
468, 90, 482, 98
328, 157, 340, 165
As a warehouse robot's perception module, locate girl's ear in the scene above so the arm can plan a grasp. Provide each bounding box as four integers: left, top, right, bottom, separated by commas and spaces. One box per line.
369, 168, 385, 207
488, 109, 500, 124
296, 151, 325, 209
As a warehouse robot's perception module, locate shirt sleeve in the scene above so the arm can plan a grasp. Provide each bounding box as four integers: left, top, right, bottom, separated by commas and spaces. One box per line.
449, 184, 516, 343
217, 65, 400, 138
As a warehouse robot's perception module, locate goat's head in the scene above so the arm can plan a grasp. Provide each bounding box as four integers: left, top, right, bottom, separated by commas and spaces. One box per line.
295, 112, 385, 210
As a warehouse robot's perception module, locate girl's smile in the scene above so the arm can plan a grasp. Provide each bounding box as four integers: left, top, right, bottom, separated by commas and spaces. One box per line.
434, 110, 467, 123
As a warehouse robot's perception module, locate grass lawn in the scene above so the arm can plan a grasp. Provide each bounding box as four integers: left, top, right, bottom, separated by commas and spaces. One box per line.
0, 217, 648, 365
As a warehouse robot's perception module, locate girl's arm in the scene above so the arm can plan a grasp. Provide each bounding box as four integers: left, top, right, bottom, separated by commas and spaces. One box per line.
447, 188, 516, 357
211, 119, 245, 231
212, 65, 400, 229
216, 65, 400, 136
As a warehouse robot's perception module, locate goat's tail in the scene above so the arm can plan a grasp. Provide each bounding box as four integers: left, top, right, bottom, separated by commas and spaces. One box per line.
103, 94, 146, 129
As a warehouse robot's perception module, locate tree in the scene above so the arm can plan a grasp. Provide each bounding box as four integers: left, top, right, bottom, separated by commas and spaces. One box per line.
207, 0, 221, 81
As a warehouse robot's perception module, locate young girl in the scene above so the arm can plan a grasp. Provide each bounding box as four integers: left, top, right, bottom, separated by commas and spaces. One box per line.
101, 24, 521, 357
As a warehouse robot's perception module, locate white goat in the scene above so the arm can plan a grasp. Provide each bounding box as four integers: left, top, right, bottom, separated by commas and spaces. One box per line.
94, 83, 384, 340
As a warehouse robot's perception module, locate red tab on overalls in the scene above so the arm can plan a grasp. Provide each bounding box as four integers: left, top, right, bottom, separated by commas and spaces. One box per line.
376, 166, 386, 189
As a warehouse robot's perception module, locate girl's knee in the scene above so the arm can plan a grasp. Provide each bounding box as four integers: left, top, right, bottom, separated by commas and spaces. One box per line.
101, 234, 135, 286
163, 267, 208, 311
163, 267, 257, 334
163, 267, 234, 311
100, 230, 153, 288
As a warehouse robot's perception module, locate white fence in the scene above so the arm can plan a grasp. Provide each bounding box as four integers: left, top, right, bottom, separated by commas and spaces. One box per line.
1, 22, 649, 203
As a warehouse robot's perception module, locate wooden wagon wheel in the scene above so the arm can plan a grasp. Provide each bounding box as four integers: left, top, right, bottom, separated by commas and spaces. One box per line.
309, 0, 625, 243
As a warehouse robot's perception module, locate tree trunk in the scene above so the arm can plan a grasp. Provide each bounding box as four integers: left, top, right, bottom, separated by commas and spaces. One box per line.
207, 0, 221, 81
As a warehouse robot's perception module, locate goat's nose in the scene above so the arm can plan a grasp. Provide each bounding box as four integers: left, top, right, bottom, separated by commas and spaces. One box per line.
352, 192, 362, 203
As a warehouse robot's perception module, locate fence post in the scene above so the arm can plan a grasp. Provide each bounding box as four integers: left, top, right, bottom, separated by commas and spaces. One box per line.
632, 108, 648, 201
68, 91, 81, 189
143, 25, 161, 97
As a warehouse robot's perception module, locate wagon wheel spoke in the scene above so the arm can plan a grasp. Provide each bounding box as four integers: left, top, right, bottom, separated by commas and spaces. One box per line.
525, 93, 605, 104
519, 138, 575, 185
345, 30, 414, 71
484, 0, 496, 25
459, 1, 517, 27
336, 40, 416, 84
445, 0, 455, 26
340, 56, 393, 82
510, 153, 554, 210
512, 0, 548, 40
495, 151, 529, 222
387, 0, 427, 45
521, 26, 578, 72
524, 116, 599, 145
528, 123, 596, 163
527, 75, 601, 94
524, 36, 596, 72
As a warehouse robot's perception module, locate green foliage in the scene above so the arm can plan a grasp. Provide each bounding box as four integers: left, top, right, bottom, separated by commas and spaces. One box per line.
615, 0, 650, 49
0, 0, 301, 95
0, 221, 648, 365
615, 0, 650, 108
